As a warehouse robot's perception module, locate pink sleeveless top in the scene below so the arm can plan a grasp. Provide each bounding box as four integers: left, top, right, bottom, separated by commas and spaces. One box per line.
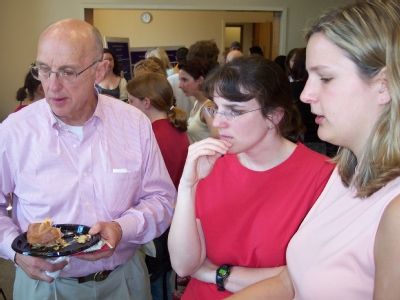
287, 167, 400, 299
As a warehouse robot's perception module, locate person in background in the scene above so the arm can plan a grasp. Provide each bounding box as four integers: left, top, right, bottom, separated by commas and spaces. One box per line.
0, 18, 176, 300
134, 59, 166, 78
226, 50, 243, 63
168, 40, 220, 117
186, 40, 220, 61
273, 55, 287, 72
227, 2, 400, 299
230, 41, 241, 52
285, 48, 298, 82
14, 70, 44, 112
290, 48, 326, 156
168, 56, 334, 300
95, 48, 128, 102
146, 47, 176, 77
173, 47, 189, 74
127, 73, 190, 300
179, 57, 220, 144
249, 46, 264, 57
220, 49, 230, 65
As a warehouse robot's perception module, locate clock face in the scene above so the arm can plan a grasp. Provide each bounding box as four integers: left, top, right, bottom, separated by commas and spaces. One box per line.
141, 12, 152, 24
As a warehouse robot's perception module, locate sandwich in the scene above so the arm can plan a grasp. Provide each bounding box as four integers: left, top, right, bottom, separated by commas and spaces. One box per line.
27, 218, 64, 247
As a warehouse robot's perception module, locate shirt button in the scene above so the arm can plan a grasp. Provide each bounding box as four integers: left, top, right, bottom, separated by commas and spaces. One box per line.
83, 172, 87, 177
73, 144, 77, 148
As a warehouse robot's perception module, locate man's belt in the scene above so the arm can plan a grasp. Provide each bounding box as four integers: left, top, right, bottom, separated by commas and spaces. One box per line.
74, 269, 114, 284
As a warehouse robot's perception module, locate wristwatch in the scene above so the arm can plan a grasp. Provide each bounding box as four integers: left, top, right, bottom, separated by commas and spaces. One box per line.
216, 264, 231, 291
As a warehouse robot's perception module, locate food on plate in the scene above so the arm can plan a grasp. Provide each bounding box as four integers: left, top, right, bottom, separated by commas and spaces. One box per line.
76, 234, 90, 244
27, 218, 65, 248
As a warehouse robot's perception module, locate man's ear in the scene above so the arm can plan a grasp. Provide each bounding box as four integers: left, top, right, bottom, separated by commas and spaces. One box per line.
94, 60, 108, 84
377, 68, 391, 105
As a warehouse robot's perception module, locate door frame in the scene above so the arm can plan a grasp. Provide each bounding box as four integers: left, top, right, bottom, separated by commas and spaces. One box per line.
80, 4, 287, 55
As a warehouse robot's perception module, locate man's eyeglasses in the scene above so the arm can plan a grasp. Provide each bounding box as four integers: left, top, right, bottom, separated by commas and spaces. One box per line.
30, 60, 100, 83
204, 106, 261, 121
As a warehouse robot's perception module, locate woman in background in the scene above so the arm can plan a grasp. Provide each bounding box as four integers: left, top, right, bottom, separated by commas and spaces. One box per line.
14, 70, 44, 112
95, 48, 128, 102
127, 72, 190, 300
178, 58, 219, 143
228, 2, 400, 299
145, 47, 176, 77
133, 59, 166, 78
285, 48, 298, 82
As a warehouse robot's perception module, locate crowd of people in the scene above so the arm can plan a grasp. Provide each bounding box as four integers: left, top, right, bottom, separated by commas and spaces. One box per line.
2, 1, 400, 300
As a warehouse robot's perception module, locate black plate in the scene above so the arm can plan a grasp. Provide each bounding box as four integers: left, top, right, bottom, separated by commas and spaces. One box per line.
12, 224, 101, 258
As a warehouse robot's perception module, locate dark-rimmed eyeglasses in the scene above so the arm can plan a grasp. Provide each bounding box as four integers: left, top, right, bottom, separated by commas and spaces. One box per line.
30, 60, 101, 83
204, 106, 261, 121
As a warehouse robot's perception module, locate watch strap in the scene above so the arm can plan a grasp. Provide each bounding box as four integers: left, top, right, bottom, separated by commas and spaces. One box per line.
216, 264, 231, 291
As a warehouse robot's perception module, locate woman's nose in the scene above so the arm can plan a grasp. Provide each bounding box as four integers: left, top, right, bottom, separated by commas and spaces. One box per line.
300, 79, 316, 104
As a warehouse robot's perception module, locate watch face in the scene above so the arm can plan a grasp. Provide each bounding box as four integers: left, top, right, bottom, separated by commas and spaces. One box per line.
218, 269, 228, 276
141, 12, 152, 23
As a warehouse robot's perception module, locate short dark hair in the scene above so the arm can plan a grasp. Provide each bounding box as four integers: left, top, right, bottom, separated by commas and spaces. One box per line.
103, 48, 121, 76
203, 56, 304, 142
249, 46, 264, 56
176, 47, 189, 62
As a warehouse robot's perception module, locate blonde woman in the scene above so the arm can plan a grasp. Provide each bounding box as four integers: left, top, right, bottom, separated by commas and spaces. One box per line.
145, 47, 176, 77
228, 2, 400, 299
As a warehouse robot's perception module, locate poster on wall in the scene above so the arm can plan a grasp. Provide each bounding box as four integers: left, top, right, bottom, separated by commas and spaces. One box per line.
104, 37, 132, 81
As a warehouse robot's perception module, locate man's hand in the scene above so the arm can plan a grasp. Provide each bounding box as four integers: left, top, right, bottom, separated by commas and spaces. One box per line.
75, 221, 122, 261
15, 253, 68, 283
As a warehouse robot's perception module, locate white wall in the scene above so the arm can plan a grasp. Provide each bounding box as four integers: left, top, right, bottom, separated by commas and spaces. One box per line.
0, 0, 354, 122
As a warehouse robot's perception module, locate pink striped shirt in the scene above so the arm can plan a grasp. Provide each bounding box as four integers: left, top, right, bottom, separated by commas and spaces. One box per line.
0, 95, 176, 277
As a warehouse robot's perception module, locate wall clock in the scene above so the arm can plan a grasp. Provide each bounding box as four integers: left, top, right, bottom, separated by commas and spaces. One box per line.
141, 12, 152, 24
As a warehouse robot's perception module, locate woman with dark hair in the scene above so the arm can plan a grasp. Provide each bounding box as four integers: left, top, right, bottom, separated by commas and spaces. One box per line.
14, 70, 44, 112
95, 48, 128, 101
285, 48, 298, 82
178, 57, 220, 143
168, 56, 335, 299
228, 2, 400, 299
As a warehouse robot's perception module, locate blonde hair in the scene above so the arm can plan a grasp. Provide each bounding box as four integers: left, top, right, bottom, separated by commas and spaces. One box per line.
305, 1, 400, 197
134, 59, 166, 77
145, 47, 173, 70
126, 73, 188, 132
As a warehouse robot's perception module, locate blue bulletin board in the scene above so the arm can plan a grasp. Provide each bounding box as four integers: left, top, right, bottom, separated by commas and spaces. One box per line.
104, 37, 132, 81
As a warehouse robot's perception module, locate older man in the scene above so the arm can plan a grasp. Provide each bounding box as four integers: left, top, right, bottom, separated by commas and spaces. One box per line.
0, 19, 176, 300
226, 50, 244, 63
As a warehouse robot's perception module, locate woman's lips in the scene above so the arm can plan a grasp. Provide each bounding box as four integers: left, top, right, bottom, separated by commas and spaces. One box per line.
315, 115, 325, 125
220, 135, 232, 142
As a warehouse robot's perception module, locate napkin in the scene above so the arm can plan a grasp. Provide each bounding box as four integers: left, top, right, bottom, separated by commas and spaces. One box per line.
45, 256, 70, 279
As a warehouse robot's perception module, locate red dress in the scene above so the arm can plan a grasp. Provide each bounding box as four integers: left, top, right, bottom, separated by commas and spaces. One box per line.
183, 143, 335, 299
